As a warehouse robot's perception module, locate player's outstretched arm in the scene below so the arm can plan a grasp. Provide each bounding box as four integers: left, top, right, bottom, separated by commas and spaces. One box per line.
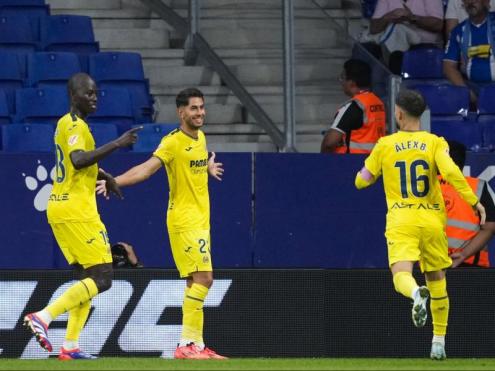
96, 168, 123, 200
115, 156, 162, 187
355, 167, 376, 189
450, 220, 494, 267
208, 152, 224, 181
70, 126, 143, 170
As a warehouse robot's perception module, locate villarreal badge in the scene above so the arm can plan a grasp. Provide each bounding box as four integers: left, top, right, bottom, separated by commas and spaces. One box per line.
203, 256, 210, 263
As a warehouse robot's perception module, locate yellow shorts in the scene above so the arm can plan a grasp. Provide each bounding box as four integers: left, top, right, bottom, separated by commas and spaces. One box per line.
51, 220, 112, 269
385, 225, 451, 272
169, 229, 212, 278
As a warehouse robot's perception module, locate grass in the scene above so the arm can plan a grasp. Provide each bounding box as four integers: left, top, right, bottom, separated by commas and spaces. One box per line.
1, 358, 495, 370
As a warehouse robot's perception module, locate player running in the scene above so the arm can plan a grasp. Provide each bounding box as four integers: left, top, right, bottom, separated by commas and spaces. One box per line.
355, 89, 485, 360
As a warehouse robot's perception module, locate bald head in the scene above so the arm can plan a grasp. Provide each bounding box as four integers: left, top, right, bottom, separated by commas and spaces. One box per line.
68, 73, 97, 118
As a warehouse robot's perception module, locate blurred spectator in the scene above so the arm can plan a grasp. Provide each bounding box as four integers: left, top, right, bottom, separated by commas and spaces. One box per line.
321, 59, 386, 154
444, 0, 494, 105
111, 242, 143, 268
369, 0, 444, 74
441, 141, 495, 268
445, 0, 495, 39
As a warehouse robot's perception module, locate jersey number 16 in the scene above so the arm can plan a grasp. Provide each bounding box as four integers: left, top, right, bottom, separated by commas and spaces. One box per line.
395, 160, 430, 198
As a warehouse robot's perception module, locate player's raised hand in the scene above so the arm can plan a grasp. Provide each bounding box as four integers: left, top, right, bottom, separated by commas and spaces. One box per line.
114, 126, 143, 148
208, 152, 224, 181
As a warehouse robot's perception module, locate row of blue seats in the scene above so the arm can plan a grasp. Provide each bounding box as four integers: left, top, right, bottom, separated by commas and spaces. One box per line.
0, 123, 178, 153
0, 87, 148, 134
0, 51, 153, 123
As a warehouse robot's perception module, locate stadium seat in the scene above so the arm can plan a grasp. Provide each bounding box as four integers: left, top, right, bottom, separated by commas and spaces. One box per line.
27, 52, 81, 87
1, 123, 54, 152
89, 52, 154, 123
131, 123, 179, 153
0, 90, 12, 124
0, 51, 24, 113
431, 119, 483, 151
15, 87, 68, 125
41, 15, 99, 70
87, 88, 134, 134
0, 15, 38, 52
413, 84, 470, 118
402, 48, 444, 80
0, 3, 49, 41
87, 123, 118, 147
477, 84, 495, 114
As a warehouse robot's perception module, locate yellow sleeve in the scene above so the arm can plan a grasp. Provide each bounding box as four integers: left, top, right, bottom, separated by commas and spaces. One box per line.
65, 122, 89, 153
355, 171, 373, 189
153, 135, 176, 165
435, 137, 478, 206
363, 140, 383, 179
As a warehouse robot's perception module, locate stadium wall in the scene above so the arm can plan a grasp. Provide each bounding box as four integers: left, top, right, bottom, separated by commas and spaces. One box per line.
2, 152, 495, 269
2, 269, 495, 359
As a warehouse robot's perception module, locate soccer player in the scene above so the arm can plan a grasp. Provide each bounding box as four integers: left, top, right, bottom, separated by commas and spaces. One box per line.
355, 89, 486, 360
23, 73, 142, 360
110, 88, 226, 360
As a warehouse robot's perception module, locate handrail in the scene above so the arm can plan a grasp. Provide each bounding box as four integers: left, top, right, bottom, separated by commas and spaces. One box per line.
140, 0, 285, 149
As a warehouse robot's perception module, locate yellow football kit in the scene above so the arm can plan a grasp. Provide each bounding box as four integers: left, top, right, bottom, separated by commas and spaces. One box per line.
47, 113, 111, 268
153, 128, 212, 277
358, 131, 478, 271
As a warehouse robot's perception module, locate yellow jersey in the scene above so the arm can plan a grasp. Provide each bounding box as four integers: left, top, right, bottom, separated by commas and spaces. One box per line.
363, 131, 478, 228
153, 128, 210, 233
47, 113, 99, 223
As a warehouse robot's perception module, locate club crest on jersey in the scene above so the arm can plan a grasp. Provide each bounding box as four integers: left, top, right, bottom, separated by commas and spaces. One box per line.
68, 135, 79, 146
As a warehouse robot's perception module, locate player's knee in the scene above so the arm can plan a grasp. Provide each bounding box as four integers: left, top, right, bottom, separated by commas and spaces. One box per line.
86, 263, 113, 293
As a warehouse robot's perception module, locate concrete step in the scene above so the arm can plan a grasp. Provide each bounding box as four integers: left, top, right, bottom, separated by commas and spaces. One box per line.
196, 20, 338, 49
145, 66, 222, 87
47, 0, 121, 10
202, 122, 327, 135
229, 61, 344, 85
94, 28, 170, 49
169, 0, 343, 9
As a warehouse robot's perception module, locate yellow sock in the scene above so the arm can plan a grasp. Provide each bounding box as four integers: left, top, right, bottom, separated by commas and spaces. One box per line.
427, 278, 449, 336
181, 283, 208, 345
46, 278, 98, 319
392, 271, 418, 299
65, 299, 91, 343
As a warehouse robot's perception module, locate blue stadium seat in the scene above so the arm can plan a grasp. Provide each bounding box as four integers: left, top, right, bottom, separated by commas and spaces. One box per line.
27, 52, 81, 87
131, 123, 179, 153
402, 48, 444, 80
0, 51, 24, 113
0, 90, 12, 124
0, 1, 50, 42
87, 88, 134, 134
481, 119, 495, 151
431, 119, 483, 151
15, 87, 68, 125
41, 15, 99, 70
2, 123, 54, 152
0, 15, 38, 53
87, 123, 118, 147
477, 84, 495, 114
89, 52, 154, 123
413, 84, 470, 118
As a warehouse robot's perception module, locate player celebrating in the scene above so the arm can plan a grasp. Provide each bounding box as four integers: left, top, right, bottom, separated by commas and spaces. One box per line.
24, 73, 141, 360
355, 89, 485, 360
111, 88, 226, 359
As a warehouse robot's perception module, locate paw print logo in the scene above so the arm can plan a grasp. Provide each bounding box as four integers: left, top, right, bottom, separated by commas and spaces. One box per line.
23, 160, 56, 212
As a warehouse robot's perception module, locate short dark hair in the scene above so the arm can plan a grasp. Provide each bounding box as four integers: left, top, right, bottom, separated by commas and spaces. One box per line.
343, 59, 371, 88
447, 140, 467, 170
67, 72, 93, 97
176, 88, 204, 108
395, 89, 427, 118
